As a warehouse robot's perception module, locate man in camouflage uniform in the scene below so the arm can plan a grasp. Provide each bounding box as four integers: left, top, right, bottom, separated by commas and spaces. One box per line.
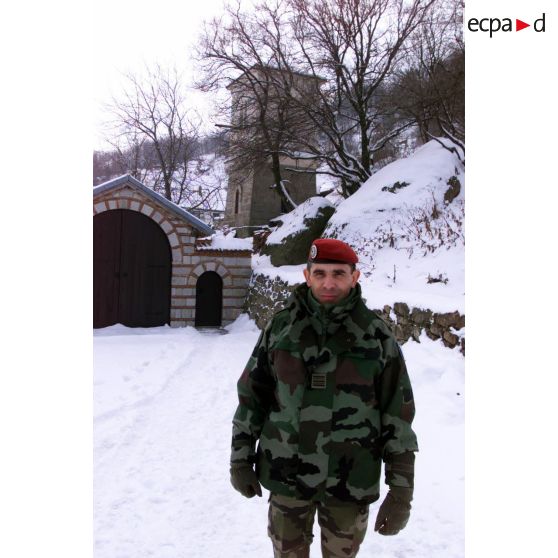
230, 238, 418, 557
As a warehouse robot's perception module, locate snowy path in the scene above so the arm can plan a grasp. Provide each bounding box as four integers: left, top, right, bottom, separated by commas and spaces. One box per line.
94, 317, 464, 558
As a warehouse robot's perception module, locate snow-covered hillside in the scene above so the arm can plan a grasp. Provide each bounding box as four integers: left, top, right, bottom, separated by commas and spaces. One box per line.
94, 317, 464, 558
256, 140, 464, 314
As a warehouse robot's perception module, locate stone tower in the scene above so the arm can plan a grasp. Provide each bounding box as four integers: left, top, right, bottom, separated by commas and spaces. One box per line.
223, 67, 322, 237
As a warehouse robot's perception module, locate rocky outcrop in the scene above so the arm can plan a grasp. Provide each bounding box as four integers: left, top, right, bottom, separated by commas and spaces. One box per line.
444, 175, 461, 205
261, 200, 335, 266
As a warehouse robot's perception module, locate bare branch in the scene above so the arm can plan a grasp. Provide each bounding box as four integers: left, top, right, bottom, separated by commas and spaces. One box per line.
103, 63, 205, 206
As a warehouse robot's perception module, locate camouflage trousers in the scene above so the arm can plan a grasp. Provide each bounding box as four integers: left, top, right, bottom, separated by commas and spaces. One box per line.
268, 493, 369, 558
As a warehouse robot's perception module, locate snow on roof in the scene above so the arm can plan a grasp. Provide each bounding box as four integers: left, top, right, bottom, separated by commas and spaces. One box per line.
196, 231, 253, 252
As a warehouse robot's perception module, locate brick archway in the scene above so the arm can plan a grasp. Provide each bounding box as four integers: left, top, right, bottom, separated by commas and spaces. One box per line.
187, 261, 233, 287
93, 198, 183, 264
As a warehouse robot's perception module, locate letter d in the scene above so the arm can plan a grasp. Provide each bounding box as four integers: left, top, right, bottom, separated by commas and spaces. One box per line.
534, 13, 545, 32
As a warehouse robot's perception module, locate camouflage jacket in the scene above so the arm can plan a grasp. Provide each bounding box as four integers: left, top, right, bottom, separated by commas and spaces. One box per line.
231, 283, 418, 504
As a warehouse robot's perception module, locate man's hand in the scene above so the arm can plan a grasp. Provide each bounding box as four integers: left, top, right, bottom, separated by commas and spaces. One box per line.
230, 463, 262, 498
374, 486, 413, 536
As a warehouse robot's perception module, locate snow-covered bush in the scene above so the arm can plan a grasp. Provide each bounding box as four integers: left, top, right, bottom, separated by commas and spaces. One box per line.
374, 190, 465, 257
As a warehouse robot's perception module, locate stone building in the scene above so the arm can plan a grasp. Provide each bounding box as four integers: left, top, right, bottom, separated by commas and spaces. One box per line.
224, 67, 322, 236
93, 175, 252, 329
225, 156, 320, 237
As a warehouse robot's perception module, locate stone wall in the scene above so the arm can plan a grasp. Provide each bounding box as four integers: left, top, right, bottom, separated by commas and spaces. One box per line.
245, 273, 296, 327
246, 273, 465, 354
373, 303, 465, 354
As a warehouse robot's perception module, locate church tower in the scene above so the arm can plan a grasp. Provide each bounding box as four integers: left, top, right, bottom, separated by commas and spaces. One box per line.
223, 67, 322, 237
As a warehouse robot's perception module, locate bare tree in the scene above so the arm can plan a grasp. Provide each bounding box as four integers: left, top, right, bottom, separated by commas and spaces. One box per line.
390, 0, 464, 163
103, 64, 218, 207
196, 1, 320, 211
285, 0, 438, 196
102, 128, 152, 185
197, 0, 437, 200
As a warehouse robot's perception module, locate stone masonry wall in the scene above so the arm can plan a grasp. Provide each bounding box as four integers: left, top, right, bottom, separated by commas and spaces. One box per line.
251, 164, 317, 228
246, 273, 465, 354
191, 249, 253, 325
93, 185, 252, 327
223, 166, 255, 234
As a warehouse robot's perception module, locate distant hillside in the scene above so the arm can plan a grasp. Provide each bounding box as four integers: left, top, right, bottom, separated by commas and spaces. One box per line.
93, 153, 228, 227
93, 133, 226, 186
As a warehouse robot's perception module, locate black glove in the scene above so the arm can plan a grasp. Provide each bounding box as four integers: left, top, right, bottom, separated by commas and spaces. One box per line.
230, 463, 262, 498
374, 486, 413, 536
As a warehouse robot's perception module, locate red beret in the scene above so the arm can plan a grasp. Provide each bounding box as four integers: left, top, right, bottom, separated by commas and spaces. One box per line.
308, 238, 358, 265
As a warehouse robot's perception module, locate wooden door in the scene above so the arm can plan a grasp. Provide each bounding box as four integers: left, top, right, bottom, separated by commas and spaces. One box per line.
195, 271, 223, 327
93, 210, 121, 328
93, 209, 171, 328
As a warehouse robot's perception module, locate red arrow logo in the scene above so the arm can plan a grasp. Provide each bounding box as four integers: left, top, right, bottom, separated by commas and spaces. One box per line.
516, 19, 530, 31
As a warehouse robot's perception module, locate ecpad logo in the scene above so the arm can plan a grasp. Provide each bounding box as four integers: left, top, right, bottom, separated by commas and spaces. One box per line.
468, 13, 546, 38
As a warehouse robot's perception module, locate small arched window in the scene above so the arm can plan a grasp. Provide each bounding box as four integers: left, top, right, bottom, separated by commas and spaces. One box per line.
234, 189, 240, 214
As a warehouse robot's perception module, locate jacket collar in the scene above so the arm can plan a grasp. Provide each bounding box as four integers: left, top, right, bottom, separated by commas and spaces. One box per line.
291, 283, 364, 348
273, 282, 377, 362
293, 282, 362, 320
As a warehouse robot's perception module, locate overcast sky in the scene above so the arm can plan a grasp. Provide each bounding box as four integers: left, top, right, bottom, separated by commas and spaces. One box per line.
3, 3, 558, 557
92, 0, 228, 150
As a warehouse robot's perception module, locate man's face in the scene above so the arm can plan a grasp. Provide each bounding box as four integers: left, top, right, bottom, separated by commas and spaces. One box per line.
303, 263, 360, 305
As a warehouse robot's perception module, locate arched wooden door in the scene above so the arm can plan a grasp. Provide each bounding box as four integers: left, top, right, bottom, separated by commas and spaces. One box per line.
195, 271, 223, 327
93, 209, 171, 328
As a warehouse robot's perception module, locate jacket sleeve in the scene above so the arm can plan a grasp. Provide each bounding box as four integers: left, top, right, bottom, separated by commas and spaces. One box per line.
230, 322, 277, 466
378, 334, 419, 488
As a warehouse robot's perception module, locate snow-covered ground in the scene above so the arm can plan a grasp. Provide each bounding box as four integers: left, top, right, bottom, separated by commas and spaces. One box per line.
93, 139, 464, 556
94, 315, 464, 558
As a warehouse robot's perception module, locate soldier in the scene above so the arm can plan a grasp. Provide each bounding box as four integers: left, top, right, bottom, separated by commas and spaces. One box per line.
230, 238, 418, 557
